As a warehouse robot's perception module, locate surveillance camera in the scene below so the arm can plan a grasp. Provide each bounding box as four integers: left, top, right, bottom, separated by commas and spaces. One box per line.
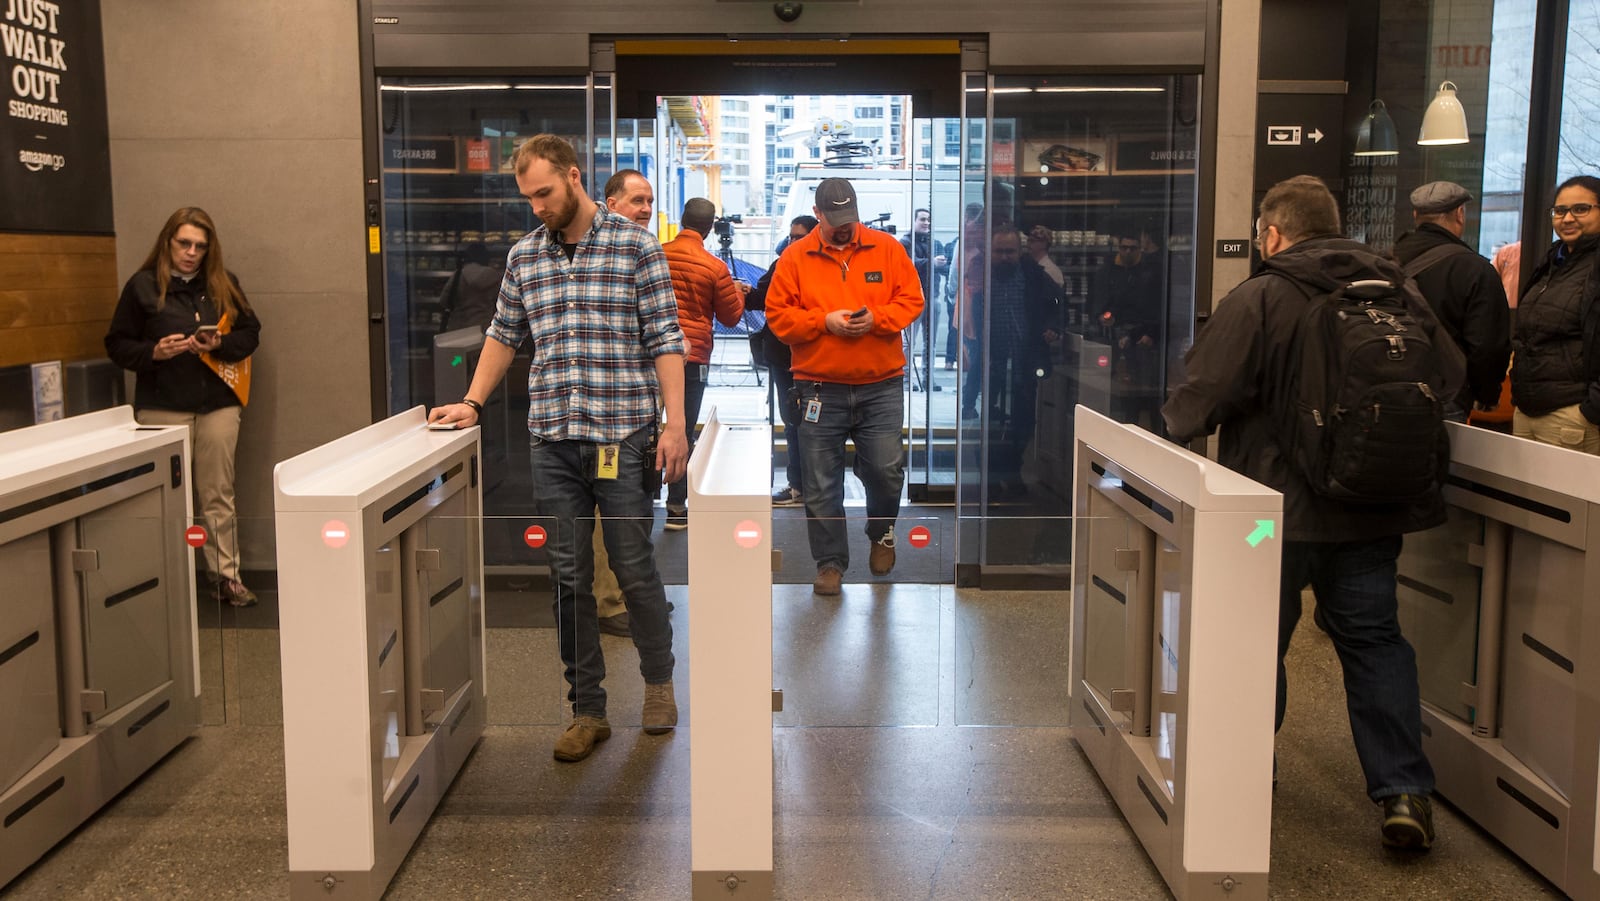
773, 1, 803, 23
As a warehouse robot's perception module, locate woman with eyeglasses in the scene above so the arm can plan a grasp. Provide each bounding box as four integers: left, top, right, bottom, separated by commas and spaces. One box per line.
1508, 175, 1600, 454
105, 207, 263, 605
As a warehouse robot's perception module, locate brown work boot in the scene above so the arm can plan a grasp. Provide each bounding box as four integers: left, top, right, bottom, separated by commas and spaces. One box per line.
642, 682, 678, 734
869, 531, 897, 576
553, 715, 611, 762
813, 566, 843, 596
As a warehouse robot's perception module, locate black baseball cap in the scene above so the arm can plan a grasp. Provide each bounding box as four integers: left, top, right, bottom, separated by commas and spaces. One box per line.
814, 177, 859, 227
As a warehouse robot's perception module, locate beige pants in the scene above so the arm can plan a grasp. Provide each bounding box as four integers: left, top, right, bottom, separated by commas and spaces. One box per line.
592, 506, 626, 617
1514, 404, 1600, 455
136, 406, 244, 581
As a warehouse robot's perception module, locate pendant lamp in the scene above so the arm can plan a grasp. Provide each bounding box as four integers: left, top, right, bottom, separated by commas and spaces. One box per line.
1354, 100, 1399, 157
1418, 81, 1469, 145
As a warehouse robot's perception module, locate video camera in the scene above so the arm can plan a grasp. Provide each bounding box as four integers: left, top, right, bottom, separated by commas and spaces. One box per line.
712, 213, 743, 238
865, 212, 895, 235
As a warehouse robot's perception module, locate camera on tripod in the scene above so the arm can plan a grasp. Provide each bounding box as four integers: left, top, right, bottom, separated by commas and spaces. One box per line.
713, 213, 742, 250
866, 212, 895, 235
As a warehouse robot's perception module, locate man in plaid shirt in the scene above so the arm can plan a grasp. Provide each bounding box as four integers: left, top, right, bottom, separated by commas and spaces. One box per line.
432, 134, 689, 763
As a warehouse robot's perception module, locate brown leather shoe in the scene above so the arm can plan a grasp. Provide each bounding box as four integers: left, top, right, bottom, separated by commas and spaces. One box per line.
598, 612, 631, 637
642, 682, 678, 734
813, 566, 843, 596
869, 532, 897, 576
553, 716, 611, 762
216, 579, 258, 607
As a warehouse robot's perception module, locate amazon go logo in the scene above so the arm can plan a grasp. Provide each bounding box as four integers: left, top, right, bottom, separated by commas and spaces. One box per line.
18, 148, 64, 171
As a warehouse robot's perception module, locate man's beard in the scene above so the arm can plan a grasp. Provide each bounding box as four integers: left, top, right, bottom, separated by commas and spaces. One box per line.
542, 182, 580, 236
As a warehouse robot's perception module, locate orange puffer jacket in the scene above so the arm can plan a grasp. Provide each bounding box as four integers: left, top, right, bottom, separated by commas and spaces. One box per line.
663, 230, 745, 363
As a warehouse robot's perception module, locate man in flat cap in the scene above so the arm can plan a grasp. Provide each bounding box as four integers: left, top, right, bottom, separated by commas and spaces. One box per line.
765, 177, 925, 595
1393, 180, 1511, 420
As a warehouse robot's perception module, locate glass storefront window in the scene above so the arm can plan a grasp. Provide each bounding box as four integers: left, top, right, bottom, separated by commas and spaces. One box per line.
376, 75, 588, 414
1555, 0, 1600, 183
376, 75, 588, 567
977, 74, 1200, 571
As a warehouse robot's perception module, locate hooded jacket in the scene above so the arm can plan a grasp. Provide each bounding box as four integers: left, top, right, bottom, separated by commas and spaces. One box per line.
1162, 236, 1466, 542
662, 229, 745, 364
765, 224, 925, 385
1393, 223, 1511, 409
1510, 235, 1600, 421
105, 269, 262, 413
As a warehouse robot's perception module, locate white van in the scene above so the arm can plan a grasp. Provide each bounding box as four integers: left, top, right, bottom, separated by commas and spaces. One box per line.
780, 166, 963, 246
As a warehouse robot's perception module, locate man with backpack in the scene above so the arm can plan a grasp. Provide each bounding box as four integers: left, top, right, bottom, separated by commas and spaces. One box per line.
1393, 181, 1511, 421
1163, 176, 1465, 853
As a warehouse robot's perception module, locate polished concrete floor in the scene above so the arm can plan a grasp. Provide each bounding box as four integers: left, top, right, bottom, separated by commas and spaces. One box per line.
5, 582, 1559, 899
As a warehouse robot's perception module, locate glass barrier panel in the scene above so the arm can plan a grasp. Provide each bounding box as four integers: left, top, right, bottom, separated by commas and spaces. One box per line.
482, 515, 567, 728
773, 515, 944, 728
218, 515, 276, 726
954, 516, 1077, 728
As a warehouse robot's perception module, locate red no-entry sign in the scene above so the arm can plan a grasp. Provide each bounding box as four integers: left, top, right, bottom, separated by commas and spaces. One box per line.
183, 525, 207, 548
733, 519, 762, 549
524, 524, 548, 548
908, 525, 932, 549
322, 520, 350, 549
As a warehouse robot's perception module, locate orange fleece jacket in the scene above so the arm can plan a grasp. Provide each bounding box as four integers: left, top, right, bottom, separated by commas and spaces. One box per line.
765, 225, 926, 384
663, 229, 745, 363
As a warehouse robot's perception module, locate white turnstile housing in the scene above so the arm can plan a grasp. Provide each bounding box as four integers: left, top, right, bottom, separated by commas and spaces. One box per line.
687, 408, 774, 899
1398, 422, 1600, 897
1070, 406, 1280, 900
0, 408, 198, 889
274, 407, 485, 899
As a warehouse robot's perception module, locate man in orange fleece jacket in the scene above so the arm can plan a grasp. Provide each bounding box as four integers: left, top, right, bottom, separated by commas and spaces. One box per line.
766, 177, 925, 595
660, 197, 746, 530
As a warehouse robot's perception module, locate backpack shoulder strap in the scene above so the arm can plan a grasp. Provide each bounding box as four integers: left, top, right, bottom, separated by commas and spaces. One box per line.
1401, 241, 1473, 279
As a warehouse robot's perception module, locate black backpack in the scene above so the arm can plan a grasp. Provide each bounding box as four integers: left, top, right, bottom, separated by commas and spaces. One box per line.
1272, 272, 1449, 504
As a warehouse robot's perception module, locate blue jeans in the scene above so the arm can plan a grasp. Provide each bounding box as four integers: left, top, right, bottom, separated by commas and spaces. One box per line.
665, 363, 709, 510
530, 426, 675, 719
798, 376, 905, 572
1278, 536, 1434, 801
771, 363, 803, 491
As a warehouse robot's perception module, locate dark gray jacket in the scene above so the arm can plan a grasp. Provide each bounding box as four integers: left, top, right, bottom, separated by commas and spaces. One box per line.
1510, 235, 1600, 422
1162, 236, 1465, 542
1393, 223, 1511, 409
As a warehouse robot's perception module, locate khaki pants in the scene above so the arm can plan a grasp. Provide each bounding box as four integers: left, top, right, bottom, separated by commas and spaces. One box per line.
592, 506, 626, 617
136, 406, 244, 581
1514, 404, 1600, 455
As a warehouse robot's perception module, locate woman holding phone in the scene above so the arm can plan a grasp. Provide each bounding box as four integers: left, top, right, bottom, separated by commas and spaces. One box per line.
106, 207, 262, 606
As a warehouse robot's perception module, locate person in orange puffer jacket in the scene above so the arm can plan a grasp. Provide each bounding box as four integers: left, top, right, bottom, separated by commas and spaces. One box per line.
660, 197, 746, 528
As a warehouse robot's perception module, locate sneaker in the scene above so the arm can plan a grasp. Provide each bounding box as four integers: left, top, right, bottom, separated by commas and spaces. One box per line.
216, 579, 258, 608
869, 532, 897, 576
771, 486, 804, 506
642, 682, 678, 734
1380, 793, 1434, 851
664, 508, 688, 531
598, 612, 631, 637
813, 566, 843, 596
553, 715, 611, 762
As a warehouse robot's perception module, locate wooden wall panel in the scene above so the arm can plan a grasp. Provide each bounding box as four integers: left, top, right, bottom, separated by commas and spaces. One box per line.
0, 233, 120, 369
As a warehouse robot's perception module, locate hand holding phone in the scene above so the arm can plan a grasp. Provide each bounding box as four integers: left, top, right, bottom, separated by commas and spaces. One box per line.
194, 324, 220, 337
849, 306, 868, 319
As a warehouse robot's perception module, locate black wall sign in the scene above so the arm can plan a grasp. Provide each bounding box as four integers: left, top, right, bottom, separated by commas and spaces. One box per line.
0, 0, 113, 234
381, 136, 458, 173
1216, 239, 1251, 258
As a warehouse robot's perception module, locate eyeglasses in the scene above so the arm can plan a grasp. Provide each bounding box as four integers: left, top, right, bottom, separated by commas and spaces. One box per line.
1551, 204, 1597, 219
174, 238, 210, 252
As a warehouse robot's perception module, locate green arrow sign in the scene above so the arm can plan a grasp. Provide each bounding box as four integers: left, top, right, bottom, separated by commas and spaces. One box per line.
1246, 519, 1276, 548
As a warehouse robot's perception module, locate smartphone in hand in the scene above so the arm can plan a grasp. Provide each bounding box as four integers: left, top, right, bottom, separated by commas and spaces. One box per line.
194, 324, 220, 338
849, 306, 868, 319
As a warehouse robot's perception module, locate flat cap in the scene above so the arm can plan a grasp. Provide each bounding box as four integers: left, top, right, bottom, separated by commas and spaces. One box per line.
1410, 181, 1472, 214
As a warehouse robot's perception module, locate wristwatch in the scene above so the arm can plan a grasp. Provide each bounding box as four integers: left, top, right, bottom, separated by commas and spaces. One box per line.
461, 398, 484, 416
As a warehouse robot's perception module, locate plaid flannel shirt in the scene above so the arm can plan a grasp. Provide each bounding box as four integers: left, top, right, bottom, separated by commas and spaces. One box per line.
486, 205, 685, 442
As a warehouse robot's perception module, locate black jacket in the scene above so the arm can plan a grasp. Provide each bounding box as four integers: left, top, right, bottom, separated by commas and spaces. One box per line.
1162, 236, 1465, 542
1510, 236, 1600, 422
1393, 223, 1511, 409
105, 269, 262, 413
